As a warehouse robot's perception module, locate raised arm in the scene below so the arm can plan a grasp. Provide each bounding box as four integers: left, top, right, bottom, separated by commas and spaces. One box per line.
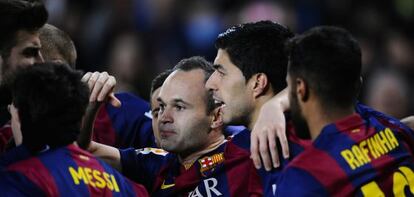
76, 71, 123, 171
77, 71, 120, 149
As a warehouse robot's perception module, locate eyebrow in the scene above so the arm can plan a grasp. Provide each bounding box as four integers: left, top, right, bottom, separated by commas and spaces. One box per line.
213, 64, 224, 70
157, 97, 164, 104
172, 98, 192, 107
157, 97, 193, 107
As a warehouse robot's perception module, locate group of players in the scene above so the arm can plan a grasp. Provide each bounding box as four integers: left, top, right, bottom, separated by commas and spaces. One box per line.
1, 0, 414, 196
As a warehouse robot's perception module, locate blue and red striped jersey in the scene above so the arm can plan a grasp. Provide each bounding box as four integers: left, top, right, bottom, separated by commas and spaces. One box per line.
0, 144, 30, 169
120, 130, 263, 196
0, 122, 12, 153
0, 144, 148, 197
276, 110, 414, 196
92, 92, 156, 148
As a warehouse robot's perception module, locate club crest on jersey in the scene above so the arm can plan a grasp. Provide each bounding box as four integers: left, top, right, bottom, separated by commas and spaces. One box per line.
198, 153, 224, 177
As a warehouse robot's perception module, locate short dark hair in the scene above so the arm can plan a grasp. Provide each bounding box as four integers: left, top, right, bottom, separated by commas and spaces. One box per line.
10, 62, 89, 151
286, 26, 362, 108
172, 56, 216, 113
39, 24, 77, 68
150, 69, 172, 97
0, 0, 48, 57
215, 20, 293, 94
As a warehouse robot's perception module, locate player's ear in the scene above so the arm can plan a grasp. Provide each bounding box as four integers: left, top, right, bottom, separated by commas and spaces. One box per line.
251, 73, 269, 98
211, 106, 224, 129
296, 77, 309, 102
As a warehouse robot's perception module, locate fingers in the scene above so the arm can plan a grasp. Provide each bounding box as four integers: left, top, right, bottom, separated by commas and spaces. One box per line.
267, 129, 280, 169
109, 93, 122, 108
250, 132, 262, 169
81, 72, 92, 83
279, 129, 290, 159
97, 75, 114, 101
81, 71, 120, 107
90, 72, 109, 102
259, 133, 273, 171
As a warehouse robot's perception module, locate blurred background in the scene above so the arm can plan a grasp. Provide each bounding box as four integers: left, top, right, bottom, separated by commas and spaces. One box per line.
44, 0, 414, 119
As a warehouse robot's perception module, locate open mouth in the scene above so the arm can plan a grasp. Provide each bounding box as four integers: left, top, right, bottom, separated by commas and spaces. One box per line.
213, 96, 226, 108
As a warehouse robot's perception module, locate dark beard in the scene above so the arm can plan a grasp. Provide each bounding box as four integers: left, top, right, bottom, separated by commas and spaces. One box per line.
290, 90, 311, 139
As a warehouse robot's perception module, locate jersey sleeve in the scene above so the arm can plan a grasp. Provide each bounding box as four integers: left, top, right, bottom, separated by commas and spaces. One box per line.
120, 147, 170, 190
93, 92, 155, 149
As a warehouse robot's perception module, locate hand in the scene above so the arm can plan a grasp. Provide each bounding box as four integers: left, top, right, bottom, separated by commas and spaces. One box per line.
77, 71, 121, 149
401, 116, 414, 131
250, 88, 290, 171
81, 71, 121, 107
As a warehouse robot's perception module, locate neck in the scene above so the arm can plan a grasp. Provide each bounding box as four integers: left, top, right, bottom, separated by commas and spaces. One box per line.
248, 93, 274, 130
179, 134, 225, 169
306, 102, 355, 140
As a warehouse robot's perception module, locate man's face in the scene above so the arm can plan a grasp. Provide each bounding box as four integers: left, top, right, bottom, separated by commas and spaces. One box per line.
157, 69, 212, 154
287, 74, 310, 139
206, 49, 253, 125
1, 30, 43, 78
151, 87, 162, 147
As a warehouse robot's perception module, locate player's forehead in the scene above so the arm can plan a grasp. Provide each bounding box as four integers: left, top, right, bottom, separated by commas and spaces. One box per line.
159, 70, 207, 105
214, 49, 232, 68
214, 49, 244, 78
14, 30, 41, 48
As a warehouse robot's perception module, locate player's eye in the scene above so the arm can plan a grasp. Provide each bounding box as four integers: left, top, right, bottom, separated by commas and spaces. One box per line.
22, 48, 39, 58
175, 105, 185, 111
152, 108, 160, 118
159, 104, 165, 113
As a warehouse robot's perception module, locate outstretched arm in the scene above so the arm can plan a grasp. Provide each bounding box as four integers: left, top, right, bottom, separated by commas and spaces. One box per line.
250, 88, 290, 171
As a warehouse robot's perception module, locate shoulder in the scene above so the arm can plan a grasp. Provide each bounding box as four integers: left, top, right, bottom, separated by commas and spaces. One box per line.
277, 166, 329, 196
0, 170, 45, 196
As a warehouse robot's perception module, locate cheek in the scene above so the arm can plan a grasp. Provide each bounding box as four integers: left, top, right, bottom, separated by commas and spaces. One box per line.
152, 119, 159, 133
7, 54, 33, 70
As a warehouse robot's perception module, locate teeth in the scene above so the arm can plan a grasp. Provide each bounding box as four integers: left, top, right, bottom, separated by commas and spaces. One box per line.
214, 99, 226, 108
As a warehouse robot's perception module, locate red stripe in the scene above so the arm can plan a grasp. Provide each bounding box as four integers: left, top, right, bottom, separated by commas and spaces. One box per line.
335, 114, 364, 132
128, 179, 149, 197
290, 147, 355, 196
7, 157, 59, 195
225, 141, 263, 196
93, 106, 116, 146
0, 123, 12, 153
68, 145, 113, 197
370, 154, 395, 195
